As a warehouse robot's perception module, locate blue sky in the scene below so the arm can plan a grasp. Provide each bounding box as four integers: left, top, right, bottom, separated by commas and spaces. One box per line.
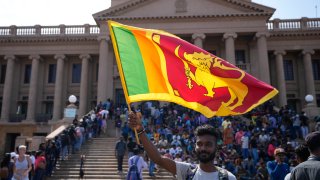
0, 0, 319, 26
253, 0, 319, 19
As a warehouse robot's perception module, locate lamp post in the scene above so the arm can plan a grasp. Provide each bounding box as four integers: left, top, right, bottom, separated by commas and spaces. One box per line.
68, 95, 77, 106
64, 95, 78, 119
305, 94, 314, 105
303, 94, 320, 131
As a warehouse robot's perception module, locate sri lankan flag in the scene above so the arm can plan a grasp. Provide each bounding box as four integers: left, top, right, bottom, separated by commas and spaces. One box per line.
108, 21, 278, 117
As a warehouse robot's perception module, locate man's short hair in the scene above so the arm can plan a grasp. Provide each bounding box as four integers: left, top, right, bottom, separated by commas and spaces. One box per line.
133, 147, 140, 155
194, 124, 218, 139
295, 144, 310, 162
305, 131, 320, 152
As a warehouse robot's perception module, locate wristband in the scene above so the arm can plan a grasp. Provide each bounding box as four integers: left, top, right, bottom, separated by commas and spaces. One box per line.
137, 128, 145, 136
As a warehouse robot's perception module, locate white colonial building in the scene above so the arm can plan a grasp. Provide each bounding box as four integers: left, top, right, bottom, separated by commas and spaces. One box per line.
0, 0, 319, 154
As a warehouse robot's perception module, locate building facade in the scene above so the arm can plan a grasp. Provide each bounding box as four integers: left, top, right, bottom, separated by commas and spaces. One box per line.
0, 0, 319, 154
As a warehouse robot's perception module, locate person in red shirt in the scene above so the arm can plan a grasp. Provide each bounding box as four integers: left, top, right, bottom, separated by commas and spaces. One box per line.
223, 124, 234, 149
267, 140, 276, 160
33, 151, 46, 180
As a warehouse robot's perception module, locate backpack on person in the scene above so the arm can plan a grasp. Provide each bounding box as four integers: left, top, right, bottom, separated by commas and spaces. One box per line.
126, 156, 141, 180
76, 128, 82, 137
186, 165, 229, 180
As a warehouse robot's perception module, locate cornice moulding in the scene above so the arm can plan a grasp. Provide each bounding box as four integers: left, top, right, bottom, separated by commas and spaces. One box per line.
269, 31, 320, 38
100, 12, 273, 21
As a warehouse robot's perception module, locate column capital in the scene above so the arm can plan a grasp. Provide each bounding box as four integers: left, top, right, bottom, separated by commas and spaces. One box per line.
192, 33, 206, 41
4, 55, 16, 61
79, 54, 91, 60
302, 49, 315, 55
97, 35, 110, 42
274, 50, 286, 56
223, 32, 237, 39
255, 32, 270, 39
54, 54, 66, 60
29, 54, 41, 61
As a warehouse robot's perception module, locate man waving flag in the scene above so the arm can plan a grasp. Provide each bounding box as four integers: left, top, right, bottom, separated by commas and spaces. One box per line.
108, 21, 278, 117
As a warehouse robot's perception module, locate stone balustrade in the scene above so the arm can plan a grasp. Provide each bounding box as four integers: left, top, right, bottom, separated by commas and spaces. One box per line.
0, 24, 100, 36
1, 18, 320, 37
267, 17, 320, 31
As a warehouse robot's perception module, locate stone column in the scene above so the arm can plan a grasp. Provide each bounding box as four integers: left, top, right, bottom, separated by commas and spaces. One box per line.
79, 54, 91, 117
192, 33, 206, 48
302, 49, 316, 99
274, 50, 287, 107
256, 32, 271, 83
97, 36, 110, 103
1, 55, 16, 121
26, 55, 41, 121
106, 48, 114, 100
223, 32, 237, 65
52, 54, 66, 121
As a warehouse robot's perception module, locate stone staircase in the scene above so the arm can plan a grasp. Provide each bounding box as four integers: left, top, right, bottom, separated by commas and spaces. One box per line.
49, 122, 175, 179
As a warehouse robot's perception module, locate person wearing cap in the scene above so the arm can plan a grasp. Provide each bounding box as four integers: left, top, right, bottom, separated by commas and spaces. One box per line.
266, 148, 290, 180
290, 131, 320, 180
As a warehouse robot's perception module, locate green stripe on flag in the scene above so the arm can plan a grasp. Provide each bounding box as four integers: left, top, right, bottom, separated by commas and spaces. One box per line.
113, 27, 149, 95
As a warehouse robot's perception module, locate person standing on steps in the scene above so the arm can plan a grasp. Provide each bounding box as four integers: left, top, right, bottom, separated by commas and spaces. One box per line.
128, 112, 236, 180
115, 136, 127, 174
12, 145, 32, 180
127, 147, 148, 180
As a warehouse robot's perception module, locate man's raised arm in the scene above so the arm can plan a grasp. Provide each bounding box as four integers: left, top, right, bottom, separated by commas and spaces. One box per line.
128, 112, 177, 175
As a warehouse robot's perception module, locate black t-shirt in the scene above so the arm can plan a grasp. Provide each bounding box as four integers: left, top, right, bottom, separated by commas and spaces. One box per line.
127, 141, 137, 152
250, 138, 258, 148
68, 128, 76, 141
115, 141, 127, 156
300, 115, 308, 126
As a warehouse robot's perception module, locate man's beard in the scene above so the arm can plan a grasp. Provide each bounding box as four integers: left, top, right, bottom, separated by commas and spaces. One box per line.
196, 150, 216, 163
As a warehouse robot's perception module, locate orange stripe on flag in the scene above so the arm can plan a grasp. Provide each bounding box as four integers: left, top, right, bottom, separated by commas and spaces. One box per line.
131, 29, 169, 94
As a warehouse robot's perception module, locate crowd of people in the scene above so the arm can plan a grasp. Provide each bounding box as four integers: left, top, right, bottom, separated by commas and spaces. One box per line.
0, 99, 113, 180
114, 100, 320, 179
1, 99, 320, 180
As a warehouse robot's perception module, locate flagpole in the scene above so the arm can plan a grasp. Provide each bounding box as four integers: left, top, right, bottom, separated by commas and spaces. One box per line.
128, 105, 140, 145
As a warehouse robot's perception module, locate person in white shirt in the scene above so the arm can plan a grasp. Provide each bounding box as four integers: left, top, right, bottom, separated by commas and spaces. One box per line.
128, 147, 148, 179
169, 145, 178, 157
241, 132, 249, 159
128, 112, 236, 180
259, 130, 269, 146
221, 118, 231, 130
